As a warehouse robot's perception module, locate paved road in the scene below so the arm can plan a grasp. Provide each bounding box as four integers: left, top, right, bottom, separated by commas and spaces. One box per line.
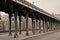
39, 32, 60, 40
37, 32, 60, 40
23, 30, 60, 40
0, 31, 60, 40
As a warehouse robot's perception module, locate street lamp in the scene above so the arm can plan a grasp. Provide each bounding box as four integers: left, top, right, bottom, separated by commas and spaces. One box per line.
32, 1, 34, 5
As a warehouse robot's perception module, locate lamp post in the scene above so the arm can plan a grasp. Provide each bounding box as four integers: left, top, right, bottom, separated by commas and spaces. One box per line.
32, 1, 34, 5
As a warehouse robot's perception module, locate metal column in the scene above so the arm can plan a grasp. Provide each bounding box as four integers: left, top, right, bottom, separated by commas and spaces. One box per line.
9, 14, 12, 36
39, 18, 41, 33
32, 17, 36, 34
9, 5, 13, 36
36, 19, 38, 32
43, 20, 45, 32
19, 14, 21, 34
14, 9, 18, 38
25, 13, 29, 36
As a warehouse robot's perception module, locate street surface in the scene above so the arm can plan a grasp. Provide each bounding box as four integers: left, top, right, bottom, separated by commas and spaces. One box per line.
23, 30, 60, 40
0, 30, 60, 40
39, 31, 60, 40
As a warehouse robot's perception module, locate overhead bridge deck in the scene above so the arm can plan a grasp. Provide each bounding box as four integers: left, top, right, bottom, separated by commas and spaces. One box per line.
12, 0, 59, 21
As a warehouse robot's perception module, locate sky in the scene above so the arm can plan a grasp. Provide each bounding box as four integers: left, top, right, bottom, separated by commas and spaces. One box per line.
26, 0, 60, 14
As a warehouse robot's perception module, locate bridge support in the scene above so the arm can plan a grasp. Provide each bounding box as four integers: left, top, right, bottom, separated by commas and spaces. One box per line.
48, 21, 51, 31
32, 17, 36, 34
14, 9, 18, 38
36, 19, 38, 32
9, 5, 14, 36
44, 18, 49, 32
39, 18, 41, 33
32, 18, 34, 34
51, 22, 52, 31
44, 21, 47, 32
9, 14, 12, 36
19, 14, 21, 34
43, 20, 45, 32
50, 22, 52, 31
44, 20, 47, 32
25, 13, 29, 36
46, 21, 48, 32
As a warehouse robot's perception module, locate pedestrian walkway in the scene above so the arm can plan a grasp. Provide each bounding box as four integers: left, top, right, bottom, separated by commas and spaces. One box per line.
0, 30, 59, 40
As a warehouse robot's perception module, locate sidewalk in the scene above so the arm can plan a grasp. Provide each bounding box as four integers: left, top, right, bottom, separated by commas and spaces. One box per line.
0, 30, 59, 40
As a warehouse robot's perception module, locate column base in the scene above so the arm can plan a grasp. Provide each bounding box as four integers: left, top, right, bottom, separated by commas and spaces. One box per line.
14, 34, 18, 38
39, 31, 41, 33
26, 32, 29, 36
19, 31, 21, 34
9, 33, 12, 36
33, 31, 36, 34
